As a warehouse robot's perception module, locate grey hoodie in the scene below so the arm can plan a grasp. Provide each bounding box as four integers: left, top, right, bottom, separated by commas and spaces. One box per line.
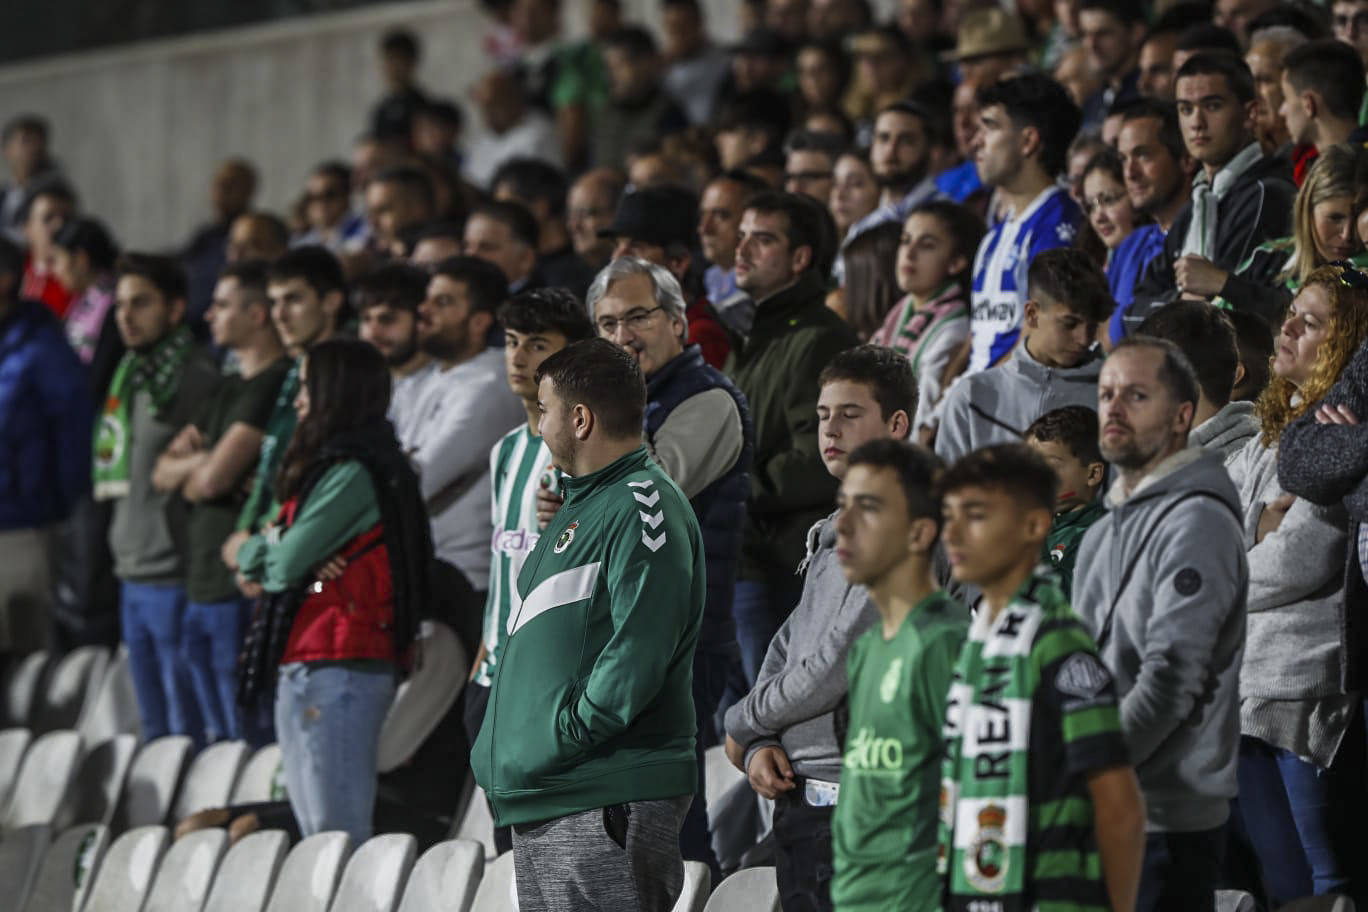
1187, 400, 1260, 463
1072, 449, 1247, 833
723, 512, 879, 782
935, 343, 1101, 463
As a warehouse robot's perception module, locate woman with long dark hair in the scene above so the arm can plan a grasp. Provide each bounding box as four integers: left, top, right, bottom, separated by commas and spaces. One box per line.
233, 338, 433, 844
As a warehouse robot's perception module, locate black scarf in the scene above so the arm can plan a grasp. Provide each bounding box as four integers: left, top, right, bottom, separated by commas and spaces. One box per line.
237, 418, 435, 707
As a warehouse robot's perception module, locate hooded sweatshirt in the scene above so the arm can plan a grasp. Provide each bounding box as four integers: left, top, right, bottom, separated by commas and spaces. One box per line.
1188, 400, 1260, 464
1072, 448, 1247, 832
723, 512, 880, 783
934, 343, 1102, 463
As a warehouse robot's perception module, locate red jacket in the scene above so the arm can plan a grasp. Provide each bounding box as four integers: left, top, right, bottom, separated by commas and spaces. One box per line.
277, 501, 397, 665
687, 296, 730, 368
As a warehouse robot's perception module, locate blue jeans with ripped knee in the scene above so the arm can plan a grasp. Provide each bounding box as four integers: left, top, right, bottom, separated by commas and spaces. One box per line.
274, 661, 395, 845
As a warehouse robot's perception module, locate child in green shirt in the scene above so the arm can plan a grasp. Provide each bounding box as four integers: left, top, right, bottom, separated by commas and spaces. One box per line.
1024, 405, 1108, 594
829, 439, 968, 912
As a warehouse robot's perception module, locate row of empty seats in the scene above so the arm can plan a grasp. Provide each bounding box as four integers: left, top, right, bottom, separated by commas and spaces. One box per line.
4, 819, 780, 912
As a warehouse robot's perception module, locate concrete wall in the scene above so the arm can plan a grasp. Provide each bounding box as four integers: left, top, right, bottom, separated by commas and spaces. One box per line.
0, 0, 747, 250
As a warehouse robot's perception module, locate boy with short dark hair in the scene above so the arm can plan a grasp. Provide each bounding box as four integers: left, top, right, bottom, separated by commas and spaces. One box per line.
831, 439, 967, 912
936, 248, 1114, 461
936, 444, 1145, 912
1024, 405, 1107, 592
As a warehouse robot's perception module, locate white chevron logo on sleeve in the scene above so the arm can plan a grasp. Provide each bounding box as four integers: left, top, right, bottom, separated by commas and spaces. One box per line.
627, 480, 655, 488
641, 531, 667, 551
633, 490, 660, 507
639, 510, 664, 529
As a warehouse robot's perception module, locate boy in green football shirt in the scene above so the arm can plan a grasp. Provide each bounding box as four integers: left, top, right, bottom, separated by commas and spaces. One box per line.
937, 444, 1144, 912
1023, 405, 1107, 593
830, 439, 968, 912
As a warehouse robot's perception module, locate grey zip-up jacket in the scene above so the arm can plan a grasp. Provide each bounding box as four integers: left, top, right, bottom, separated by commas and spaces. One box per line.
723, 512, 879, 782
1072, 449, 1247, 832
1188, 400, 1260, 463
934, 343, 1101, 463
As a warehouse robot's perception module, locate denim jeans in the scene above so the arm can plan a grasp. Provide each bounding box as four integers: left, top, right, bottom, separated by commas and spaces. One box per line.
275, 661, 396, 845
1238, 731, 1366, 907
773, 788, 836, 912
1136, 826, 1226, 912
181, 598, 249, 743
120, 580, 202, 743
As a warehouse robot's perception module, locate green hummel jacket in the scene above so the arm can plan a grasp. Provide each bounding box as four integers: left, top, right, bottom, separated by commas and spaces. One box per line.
471, 445, 706, 826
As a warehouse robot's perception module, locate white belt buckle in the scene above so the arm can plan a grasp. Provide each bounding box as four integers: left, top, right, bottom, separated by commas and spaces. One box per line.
803, 778, 839, 808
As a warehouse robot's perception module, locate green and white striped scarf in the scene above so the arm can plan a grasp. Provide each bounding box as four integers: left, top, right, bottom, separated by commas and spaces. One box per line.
936, 568, 1050, 910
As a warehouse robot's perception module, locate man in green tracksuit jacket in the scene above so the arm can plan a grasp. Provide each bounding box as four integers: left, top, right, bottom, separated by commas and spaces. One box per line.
471, 338, 705, 912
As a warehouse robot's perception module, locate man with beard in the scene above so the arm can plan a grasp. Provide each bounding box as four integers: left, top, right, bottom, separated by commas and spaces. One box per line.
1072, 337, 1246, 911
403, 256, 524, 653
356, 262, 434, 443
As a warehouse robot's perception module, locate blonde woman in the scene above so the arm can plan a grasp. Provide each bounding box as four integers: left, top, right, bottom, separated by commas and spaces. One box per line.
1226, 264, 1368, 908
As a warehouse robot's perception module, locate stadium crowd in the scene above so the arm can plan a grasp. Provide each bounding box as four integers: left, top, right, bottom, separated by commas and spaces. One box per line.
8, 0, 1368, 906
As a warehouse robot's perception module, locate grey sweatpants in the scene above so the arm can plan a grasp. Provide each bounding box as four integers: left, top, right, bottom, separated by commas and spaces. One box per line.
511, 795, 692, 912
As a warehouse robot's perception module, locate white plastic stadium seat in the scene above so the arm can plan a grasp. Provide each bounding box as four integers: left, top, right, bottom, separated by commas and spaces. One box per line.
378, 620, 467, 773
2, 729, 82, 829
469, 850, 516, 912
263, 831, 352, 912
171, 739, 250, 820
397, 839, 485, 912
703, 867, 780, 912
0, 823, 52, 911
117, 735, 193, 829
231, 743, 284, 803
330, 832, 418, 912
0, 726, 33, 808
1217, 890, 1258, 912
1277, 898, 1357, 912
672, 860, 712, 912
202, 829, 290, 912
32, 646, 109, 734
56, 733, 137, 830
703, 745, 747, 823
23, 822, 109, 912
82, 825, 170, 912
454, 780, 497, 862
77, 647, 142, 745
3, 652, 50, 728
142, 827, 228, 912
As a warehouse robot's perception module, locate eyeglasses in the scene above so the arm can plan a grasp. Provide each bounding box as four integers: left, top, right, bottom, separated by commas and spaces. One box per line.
1083, 190, 1127, 215
597, 306, 665, 335
1331, 261, 1368, 289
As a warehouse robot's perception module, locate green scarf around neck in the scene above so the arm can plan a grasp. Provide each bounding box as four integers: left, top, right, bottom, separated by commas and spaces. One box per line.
93, 325, 193, 500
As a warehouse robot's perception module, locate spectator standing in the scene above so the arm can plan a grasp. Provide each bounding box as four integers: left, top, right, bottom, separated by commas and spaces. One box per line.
937, 444, 1145, 912
728, 192, 857, 688
661, 0, 731, 125
0, 236, 90, 658
1227, 265, 1368, 908
1131, 54, 1296, 327
19, 176, 75, 319
724, 346, 916, 912
1024, 406, 1108, 593
403, 257, 523, 653
181, 159, 257, 322
354, 263, 434, 444
294, 161, 369, 254
937, 249, 1113, 461
1110, 99, 1193, 343
235, 339, 433, 845
871, 201, 984, 440
471, 339, 704, 912
590, 257, 752, 879
465, 286, 595, 855
0, 115, 59, 242
97, 254, 221, 741
370, 28, 430, 143
1073, 338, 1247, 912
829, 439, 966, 912
151, 261, 289, 743
967, 74, 1083, 373
1138, 301, 1258, 461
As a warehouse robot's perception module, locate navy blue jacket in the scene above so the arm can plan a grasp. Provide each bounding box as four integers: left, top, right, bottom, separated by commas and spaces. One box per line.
0, 300, 92, 530
645, 346, 754, 650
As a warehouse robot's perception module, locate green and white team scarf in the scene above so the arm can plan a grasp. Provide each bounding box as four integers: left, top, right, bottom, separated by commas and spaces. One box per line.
92, 325, 194, 500
936, 568, 1049, 909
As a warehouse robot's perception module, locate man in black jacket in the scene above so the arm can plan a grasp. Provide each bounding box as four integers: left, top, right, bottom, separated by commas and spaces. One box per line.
1129, 53, 1295, 330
